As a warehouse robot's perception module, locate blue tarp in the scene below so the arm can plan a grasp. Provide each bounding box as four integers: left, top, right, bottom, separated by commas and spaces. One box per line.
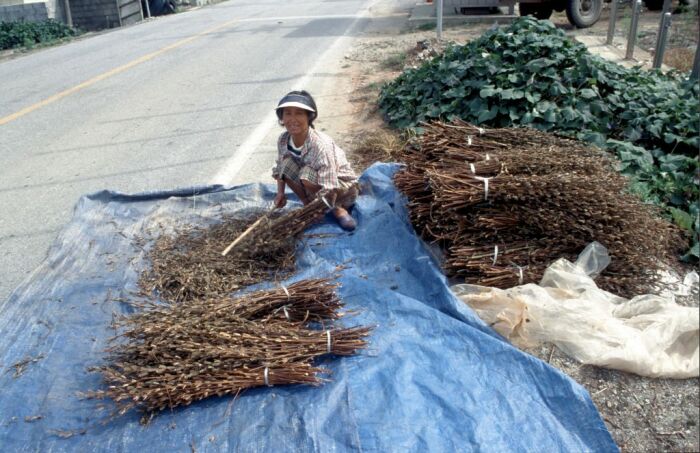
0, 164, 617, 452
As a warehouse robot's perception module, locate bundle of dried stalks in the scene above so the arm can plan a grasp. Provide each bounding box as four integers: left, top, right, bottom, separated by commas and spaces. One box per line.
138, 212, 296, 303
89, 279, 371, 416
140, 188, 356, 303
395, 120, 686, 296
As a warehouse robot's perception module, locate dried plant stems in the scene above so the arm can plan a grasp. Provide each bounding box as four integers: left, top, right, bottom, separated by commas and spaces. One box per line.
394, 120, 685, 296
91, 187, 369, 419
139, 187, 356, 303
224, 187, 357, 260
89, 279, 372, 416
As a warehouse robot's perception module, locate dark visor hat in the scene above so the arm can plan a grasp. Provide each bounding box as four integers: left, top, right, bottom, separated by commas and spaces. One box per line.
275, 93, 316, 113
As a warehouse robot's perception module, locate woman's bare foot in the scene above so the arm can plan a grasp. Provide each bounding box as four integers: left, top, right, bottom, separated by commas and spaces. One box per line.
332, 207, 357, 231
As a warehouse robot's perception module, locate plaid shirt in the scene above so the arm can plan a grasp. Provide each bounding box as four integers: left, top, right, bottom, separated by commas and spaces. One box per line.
272, 129, 357, 190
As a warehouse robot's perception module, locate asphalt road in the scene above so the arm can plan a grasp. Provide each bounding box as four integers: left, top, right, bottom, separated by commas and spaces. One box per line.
0, 0, 404, 305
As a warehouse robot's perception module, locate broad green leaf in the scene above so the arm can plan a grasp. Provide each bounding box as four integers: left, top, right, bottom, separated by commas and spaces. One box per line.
480, 86, 498, 98
579, 88, 597, 99
669, 207, 694, 231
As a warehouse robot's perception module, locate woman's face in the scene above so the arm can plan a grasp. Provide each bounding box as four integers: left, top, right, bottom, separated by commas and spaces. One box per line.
282, 107, 310, 137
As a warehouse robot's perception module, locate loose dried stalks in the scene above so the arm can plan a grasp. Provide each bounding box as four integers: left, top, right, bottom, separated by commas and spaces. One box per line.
140, 188, 355, 303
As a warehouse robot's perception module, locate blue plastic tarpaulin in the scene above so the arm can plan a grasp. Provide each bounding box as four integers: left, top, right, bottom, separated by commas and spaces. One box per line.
0, 164, 617, 452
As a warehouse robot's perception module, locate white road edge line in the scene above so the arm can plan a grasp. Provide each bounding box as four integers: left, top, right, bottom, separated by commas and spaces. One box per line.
208, 1, 376, 186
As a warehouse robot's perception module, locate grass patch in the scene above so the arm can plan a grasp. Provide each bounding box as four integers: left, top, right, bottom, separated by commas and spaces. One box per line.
664, 46, 696, 72
349, 129, 407, 171
416, 22, 437, 31
380, 51, 408, 71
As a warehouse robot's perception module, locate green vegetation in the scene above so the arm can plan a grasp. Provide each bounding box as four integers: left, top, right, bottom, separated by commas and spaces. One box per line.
381, 51, 408, 71
378, 17, 699, 260
0, 19, 80, 51
416, 22, 437, 31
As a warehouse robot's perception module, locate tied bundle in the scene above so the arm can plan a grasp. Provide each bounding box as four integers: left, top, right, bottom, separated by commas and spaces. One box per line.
395, 120, 686, 296
227, 187, 357, 258
88, 278, 371, 417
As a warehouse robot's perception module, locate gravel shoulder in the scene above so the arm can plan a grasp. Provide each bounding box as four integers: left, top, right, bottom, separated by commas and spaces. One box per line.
321, 5, 699, 452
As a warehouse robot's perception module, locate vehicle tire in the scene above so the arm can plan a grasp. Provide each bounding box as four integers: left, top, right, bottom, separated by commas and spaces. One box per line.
643, 0, 664, 9
519, 2, 555, 19
566, 0, 603, 27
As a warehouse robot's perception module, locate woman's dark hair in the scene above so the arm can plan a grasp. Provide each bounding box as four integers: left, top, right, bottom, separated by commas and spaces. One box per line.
276, 90, 318, 128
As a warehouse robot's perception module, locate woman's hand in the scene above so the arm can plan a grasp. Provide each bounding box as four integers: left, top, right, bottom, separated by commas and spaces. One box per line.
274, 192, 287, 209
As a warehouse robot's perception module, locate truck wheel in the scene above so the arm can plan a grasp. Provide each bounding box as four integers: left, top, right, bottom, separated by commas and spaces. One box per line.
519, 2, 554, 19
566, 0, 603, 27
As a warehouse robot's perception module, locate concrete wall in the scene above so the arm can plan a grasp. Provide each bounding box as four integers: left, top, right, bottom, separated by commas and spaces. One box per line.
67, 0, 142, 30
0, 0, 43, 5
45, 0, 59, 20
119, 0, 142, 26
0, 0, 142, 29
0, 1, 66, 22
69, 0, 119, 30
0, 2, 48, 22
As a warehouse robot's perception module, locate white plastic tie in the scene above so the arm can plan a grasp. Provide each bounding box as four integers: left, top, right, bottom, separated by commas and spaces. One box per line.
469, 163, 476, 174
264, 367, 271, 387
281, 284, 290, 301
517, 266, 524, 285
485, 154, 491, 161
467, 135, 473, 146
493, 245, 499, 265
474, 176, 490, 200
321, 195, 334, 210
478, 127, 485, 135
282, 305, 290, 321
326, 330, 332, 353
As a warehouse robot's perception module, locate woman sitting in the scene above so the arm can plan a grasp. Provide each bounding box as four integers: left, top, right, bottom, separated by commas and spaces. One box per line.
272, 90, 359, 231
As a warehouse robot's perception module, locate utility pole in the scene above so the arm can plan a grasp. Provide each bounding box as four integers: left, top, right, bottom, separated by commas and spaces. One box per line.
436, 0, 443, 41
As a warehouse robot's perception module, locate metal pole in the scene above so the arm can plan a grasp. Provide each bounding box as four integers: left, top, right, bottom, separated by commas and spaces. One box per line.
653, 0, 673, 68
63, 0, 73, 27
625, 0, 642, 60
691, 41, 700, 80
653, 12, 672, 68
144, 0, 151, 18
606, 0, 619, 45
436, 0, 443, 41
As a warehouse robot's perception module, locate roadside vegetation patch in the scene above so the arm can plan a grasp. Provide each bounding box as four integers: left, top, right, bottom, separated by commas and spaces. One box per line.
0, 19, 80, 51
380, 51, 408, 71
378, 17, 699, 261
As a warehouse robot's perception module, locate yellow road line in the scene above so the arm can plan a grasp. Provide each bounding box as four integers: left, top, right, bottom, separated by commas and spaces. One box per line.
0, 18, 239, 126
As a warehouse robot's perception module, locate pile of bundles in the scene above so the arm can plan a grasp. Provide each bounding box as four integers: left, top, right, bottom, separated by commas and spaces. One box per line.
89, 278, 371, 416
394, 120, 685, 296
140, 189, 355, 302
91, 189, 370, 418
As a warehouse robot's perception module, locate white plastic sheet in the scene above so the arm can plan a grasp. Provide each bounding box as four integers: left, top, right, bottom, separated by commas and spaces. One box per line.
451, 243, 699, 379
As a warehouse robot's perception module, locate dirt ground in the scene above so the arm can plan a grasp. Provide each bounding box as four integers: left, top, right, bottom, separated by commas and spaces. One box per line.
324, 4, 700, 452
